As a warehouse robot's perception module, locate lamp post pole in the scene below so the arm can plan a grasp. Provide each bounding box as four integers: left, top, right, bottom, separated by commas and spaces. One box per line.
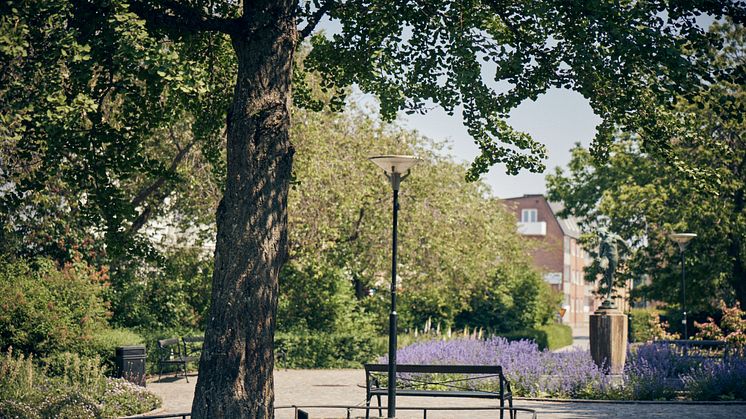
680, 246, 687, 340
670, 233, 696, 340
369, 155, 419, 419
388, 181, 399, 418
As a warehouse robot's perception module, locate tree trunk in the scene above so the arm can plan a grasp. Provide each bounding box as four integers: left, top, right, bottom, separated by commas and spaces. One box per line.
191, 4, 296, 417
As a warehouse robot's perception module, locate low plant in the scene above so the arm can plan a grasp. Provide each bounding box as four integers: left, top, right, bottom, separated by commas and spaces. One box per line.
0, 348, 160, 418
499, 324, 572, 350
681, 359, 746, 401
384, 336, 608, 398
694, 301, 746, 351
391, 336, 746, 401
0, 258, 111, 358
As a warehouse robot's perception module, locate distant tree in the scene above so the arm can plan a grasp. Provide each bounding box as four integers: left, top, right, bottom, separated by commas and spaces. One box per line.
547, 23, 745, 311
287, 103, 552, 331
3, 0, 745, 416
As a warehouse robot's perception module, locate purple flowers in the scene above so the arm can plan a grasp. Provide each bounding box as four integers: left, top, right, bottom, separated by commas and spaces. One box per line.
385, 337, 746, 400
381, 337, 608, 398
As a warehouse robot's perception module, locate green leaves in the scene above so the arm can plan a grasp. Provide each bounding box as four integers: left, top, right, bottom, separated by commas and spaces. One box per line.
547, 24, 746, 310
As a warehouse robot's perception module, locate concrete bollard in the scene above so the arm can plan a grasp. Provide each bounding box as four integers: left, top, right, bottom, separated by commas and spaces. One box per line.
589, 306, 628, 374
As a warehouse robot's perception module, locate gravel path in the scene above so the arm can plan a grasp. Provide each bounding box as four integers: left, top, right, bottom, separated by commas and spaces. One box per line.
145, 369, 746, 419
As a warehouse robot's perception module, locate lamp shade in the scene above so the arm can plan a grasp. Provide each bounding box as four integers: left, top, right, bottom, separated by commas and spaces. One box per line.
670, 233, 697, 250
369, 155, 420, 175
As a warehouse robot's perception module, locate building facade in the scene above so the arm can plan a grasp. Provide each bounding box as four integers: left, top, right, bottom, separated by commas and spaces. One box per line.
503, 194, 598, 327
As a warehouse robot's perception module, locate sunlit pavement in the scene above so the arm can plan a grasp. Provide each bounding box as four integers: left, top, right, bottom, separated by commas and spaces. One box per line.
145, 369, 745, 419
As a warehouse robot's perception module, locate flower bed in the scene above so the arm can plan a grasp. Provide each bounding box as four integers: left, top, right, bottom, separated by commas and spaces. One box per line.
0, 348, 161, 418
384, 336, 746, 401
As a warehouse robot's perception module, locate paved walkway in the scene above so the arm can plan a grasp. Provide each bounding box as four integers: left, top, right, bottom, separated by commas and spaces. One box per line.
146, 369, 745, 418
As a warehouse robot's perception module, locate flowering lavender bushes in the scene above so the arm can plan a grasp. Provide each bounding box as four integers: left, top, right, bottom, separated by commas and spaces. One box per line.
382, 337, 610, 398
386, 337, 746, 400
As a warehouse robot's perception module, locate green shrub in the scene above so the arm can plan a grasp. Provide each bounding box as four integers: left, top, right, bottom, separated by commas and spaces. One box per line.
0, 347, 35, 403
500, 323, 572, 350
629, 308, 660, 342
0, 258, 110, 357
0, 399, 41, 419
455, 264, 562, 333
40, 392, 103, 419
109, 249, 212, 332
83, 328, 145, 373
0, 348, 160, 417
275, 329, 385, 368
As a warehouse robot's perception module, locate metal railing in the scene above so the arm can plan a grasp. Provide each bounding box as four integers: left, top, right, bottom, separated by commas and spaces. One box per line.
127, 404, 537, 418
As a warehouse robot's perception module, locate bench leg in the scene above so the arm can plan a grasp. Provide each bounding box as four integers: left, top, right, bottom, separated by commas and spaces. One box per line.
500, 397, 504, 419
376, 394, 383, 418
509, 395, 515, 419
365, 396, 370, 419
183, 362, 189, 383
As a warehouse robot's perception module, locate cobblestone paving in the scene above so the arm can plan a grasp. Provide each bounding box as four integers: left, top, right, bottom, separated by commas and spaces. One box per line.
146, 369, 746, 419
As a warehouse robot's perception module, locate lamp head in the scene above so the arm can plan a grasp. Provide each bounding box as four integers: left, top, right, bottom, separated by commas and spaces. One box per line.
369, 155, 420, 190
670, 233, 697, 251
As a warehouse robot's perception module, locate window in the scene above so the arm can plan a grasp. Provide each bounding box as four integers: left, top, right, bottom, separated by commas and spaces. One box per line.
521, 208, 538, 223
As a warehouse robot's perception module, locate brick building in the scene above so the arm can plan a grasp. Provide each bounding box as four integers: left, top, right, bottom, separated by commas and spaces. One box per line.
502, 194, 598, 327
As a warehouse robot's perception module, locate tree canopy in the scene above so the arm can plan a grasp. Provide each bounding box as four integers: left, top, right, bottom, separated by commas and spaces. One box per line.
547, 22, 745, 312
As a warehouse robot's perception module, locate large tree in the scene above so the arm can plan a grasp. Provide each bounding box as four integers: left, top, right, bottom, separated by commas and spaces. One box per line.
4, 0, 746, 416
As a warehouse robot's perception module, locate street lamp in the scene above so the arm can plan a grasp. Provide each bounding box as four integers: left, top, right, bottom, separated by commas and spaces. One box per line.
670, 232, 697, 340
369, 155, 420, 418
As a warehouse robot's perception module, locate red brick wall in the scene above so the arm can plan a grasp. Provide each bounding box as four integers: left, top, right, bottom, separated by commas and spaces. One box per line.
503, 195, 564, 274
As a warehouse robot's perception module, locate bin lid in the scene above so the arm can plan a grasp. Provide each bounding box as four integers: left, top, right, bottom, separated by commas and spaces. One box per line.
116, 345, 146, 355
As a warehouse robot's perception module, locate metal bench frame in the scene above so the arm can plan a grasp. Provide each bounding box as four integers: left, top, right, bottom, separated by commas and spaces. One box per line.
364, 364, 514, 419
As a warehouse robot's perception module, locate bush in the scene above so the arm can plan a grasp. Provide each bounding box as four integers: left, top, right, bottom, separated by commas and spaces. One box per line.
388, 336, 609, 398
83, 328, 145, 373
693, 300, 746, 350
109, 249, 212, 332
275, 329, 384, 368
0, 348, 160, 417
0, 258, 110, 357
455, 265, 561, 333
391, 338, 746, 401
629, 308, 665, 342
500, 323, 572, 350
682, 359, 746, 400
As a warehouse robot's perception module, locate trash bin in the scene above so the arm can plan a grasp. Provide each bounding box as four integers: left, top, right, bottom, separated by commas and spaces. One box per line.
115, 345, 146, 386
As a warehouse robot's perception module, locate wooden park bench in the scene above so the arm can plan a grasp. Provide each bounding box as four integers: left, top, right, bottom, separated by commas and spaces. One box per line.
156, 336, 204, 382
364, 364, 514, 419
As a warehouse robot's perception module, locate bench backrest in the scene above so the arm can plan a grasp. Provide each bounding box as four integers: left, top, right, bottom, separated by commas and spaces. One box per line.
182, 336, 204, 358
364, 364, 502, 375
157, 338, 182, 360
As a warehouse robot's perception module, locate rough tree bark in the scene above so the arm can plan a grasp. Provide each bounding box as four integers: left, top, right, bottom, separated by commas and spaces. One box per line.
190, 2, 297, 417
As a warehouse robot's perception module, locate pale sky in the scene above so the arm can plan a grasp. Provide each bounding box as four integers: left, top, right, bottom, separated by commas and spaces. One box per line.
399, 89, 602, 199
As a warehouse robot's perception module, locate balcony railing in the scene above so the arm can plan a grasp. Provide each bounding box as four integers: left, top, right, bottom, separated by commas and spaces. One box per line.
517, 221, 546, 236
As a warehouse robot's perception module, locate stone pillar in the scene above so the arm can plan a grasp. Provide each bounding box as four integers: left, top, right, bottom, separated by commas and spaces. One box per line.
589, 306, 628, 374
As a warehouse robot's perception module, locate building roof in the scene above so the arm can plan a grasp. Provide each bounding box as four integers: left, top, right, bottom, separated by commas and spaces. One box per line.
547, 200, 582, 239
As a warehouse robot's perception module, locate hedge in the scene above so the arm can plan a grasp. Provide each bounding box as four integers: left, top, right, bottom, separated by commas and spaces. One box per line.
275, 330, 385, 368
499, 323, 573, 350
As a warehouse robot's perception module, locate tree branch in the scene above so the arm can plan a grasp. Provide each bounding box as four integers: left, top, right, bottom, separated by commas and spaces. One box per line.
300, 1, 333, 39
130, 0, 242, 36
131, 134, 196, 209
